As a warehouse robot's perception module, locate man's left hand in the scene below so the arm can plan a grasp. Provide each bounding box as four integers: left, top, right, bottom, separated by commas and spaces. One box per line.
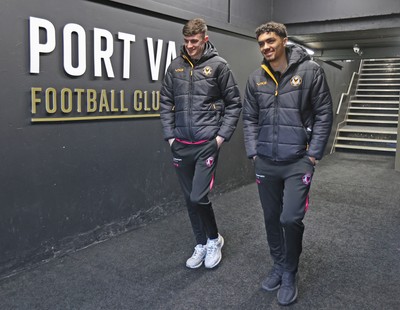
216, 136, 225, 149
309, 156, 317, 165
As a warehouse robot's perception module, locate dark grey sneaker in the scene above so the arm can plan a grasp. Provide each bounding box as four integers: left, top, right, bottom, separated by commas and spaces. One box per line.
277, 272, 298, 306
261, 266, 283, 291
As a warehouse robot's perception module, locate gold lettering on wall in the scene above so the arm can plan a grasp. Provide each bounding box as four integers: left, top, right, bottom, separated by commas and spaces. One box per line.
61, 88, 73, 113
31, 87, 161, 123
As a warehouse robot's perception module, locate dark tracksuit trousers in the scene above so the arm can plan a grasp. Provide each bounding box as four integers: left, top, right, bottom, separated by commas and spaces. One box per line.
171, 139, 220, 245
255, 155, 315, 273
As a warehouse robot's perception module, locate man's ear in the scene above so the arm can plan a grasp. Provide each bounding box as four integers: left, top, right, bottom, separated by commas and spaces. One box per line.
283, 37, 288, 46
204, 35, 209, 42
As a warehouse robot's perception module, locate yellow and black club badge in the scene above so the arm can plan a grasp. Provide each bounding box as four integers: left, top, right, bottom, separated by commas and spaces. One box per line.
203, 66, 212, 76
290, 75, 303, 87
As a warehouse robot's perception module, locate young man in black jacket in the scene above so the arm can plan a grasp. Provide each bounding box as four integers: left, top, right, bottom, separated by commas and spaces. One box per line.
160, 18, 241, 269
243, 22, 333, 305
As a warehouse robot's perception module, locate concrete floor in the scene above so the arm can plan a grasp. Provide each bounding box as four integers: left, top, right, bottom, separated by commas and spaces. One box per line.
0, 152, 399, 309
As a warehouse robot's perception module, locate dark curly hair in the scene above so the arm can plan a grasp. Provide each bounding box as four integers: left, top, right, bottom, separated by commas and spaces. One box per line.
255, 21, 287, 39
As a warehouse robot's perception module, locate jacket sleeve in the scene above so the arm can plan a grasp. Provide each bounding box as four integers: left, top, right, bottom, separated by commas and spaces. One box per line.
242, 79, 259, 158
160, 69, 175, 141
216, 63, 242, 141
307, 67, 333, 160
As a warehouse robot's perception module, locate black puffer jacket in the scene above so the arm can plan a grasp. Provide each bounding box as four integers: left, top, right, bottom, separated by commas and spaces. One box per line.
160, 42, 241, 142
243, 45, 333, 161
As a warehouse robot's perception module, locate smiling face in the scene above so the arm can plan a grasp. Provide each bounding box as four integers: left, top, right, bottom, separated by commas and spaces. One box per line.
184, 33, 208, 60
257, 31, 288, 64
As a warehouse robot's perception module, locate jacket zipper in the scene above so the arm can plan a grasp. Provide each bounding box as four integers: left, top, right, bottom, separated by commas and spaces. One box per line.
261, 64, 279, 160
183, 55, 195, 141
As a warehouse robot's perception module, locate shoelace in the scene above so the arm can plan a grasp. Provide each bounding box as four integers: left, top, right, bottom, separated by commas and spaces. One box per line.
207, 241, 219, 255
192, 247, 205, 259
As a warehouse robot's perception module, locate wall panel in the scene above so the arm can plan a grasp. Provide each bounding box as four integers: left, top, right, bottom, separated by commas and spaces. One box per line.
109, 0, 272, 36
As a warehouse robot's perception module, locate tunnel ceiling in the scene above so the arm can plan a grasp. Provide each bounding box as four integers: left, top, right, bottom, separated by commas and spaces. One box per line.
286, 14, 400, 61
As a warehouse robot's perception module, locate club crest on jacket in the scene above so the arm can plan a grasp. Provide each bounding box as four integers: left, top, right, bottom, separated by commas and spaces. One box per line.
203, 66, 212, 76
290, 75, 302, 87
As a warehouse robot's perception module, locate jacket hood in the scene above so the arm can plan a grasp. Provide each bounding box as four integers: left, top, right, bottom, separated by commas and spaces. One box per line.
180, 41, 219, 63
286, 44, 311, 66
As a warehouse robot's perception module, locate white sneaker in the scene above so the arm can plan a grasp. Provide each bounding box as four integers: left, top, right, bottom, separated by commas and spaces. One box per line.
186, 244, 207, 269
204, 234, 224, 269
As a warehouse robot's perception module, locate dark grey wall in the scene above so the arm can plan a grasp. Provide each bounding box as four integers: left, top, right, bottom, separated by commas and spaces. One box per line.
111, 0, 272, 36
273, 0, 400, 23
319, 61, 360, 117
0, 0, 264, 277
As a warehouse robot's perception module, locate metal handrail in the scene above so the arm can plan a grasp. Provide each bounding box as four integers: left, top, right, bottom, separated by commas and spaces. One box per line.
330, 61, 363, 154
335, 60, 363, 114
395, 91, 400, 171
336, 72, 358, 115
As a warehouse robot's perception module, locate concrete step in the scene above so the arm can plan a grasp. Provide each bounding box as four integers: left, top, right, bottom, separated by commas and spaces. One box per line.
349, 106, 399, 111
355, 94, 400, 98
334, 144, 396, 152
363, 64, 400, 67
351, 99, 399, 104
346, 119, 398, 124
358, 83, 400, 87
361, 66, 400, 73
336, 136, 397, 143
347, 112, 398, 117
360, 72, 400, 76
338, 126, 397, 134
364, 58, 400, 63
356, 89, 400, 92
359, 78, 400, 81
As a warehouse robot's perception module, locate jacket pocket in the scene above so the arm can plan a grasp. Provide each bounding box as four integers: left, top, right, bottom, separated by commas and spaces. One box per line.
210, 100, 225, 125
303, 126, 312, 142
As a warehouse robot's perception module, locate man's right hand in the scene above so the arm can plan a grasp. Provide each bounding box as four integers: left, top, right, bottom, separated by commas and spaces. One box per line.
168, 138, 175, 146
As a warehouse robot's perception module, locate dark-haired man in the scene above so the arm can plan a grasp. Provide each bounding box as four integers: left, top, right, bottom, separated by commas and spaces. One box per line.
160, 18, 241, 269
243, 21, 332, 305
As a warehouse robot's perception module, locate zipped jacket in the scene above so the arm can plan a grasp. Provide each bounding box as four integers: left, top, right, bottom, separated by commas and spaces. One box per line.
243, 45, 333, 161
160, 42, 241, 142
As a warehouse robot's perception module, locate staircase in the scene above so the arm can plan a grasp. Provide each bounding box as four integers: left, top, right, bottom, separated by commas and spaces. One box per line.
332, 58, 400, 154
